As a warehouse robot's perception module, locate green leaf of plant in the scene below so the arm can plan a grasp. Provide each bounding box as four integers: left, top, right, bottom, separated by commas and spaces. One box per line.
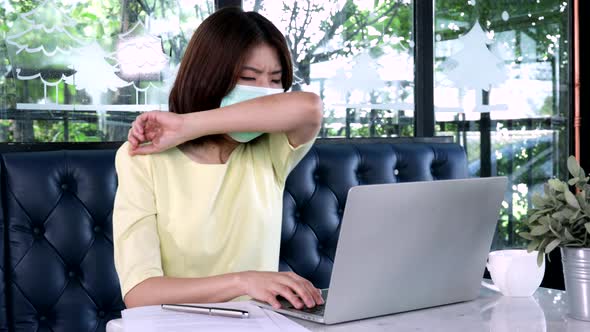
537, 252, 544, 267
564, 190, 580, 209
564, 228, 575, 241
544, 183, 551, 196
585, 223, 590, 234
549, 179, 565, 192
519, 232, 534, 241
531, 194, 547, 208
551, 217, 562, 232
528, 212, 541, 223
562, 209, 575, 219
551, 211, 566, 222
531, 224, 550, 236
573, 209, 582, 219
578, 167, 586, 179
568, 178, 580, 186
538, 237, 551, 251
568, 156, 581, 178
527, 239, 540, 252
545, 238, 561, 253
577, 193, 587, 209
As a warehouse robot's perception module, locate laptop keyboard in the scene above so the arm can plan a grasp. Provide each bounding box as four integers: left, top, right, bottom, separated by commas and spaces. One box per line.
299, 304, 325, 315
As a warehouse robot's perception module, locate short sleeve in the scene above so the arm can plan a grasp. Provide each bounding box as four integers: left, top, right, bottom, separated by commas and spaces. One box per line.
113, 142, 164, 298
267, 133, 315, 184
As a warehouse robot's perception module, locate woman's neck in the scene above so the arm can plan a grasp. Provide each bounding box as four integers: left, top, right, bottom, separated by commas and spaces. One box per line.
180, 136, 239, 164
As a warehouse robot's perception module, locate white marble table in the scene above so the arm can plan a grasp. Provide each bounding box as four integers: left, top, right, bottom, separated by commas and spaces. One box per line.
107, 284, 590, 331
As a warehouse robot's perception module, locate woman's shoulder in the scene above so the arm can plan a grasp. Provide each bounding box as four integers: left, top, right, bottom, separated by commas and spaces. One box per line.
115, 142, 177, 169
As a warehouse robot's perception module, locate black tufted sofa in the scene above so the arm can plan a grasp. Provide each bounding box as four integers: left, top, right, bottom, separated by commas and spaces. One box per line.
0, 139, 467, 331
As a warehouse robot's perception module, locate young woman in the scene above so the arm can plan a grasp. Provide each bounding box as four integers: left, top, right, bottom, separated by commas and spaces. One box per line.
114, 7, 324, 310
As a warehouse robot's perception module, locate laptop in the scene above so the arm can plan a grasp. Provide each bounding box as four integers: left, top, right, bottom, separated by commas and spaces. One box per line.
255, 177, 507, 324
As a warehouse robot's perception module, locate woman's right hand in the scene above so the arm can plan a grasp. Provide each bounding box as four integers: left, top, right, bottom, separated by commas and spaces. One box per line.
127, 111, 190, 156
239, 271, 324, 310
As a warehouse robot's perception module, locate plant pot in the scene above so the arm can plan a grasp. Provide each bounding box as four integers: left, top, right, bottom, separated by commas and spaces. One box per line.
561, 247, 590, 321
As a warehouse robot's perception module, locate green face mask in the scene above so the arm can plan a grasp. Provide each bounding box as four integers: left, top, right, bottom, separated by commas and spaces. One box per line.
220, 84, 284, 143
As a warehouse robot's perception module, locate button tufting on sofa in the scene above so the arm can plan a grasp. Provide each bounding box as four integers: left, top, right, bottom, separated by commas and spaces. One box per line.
0, 150, 125, 332
33, 227, 43, 236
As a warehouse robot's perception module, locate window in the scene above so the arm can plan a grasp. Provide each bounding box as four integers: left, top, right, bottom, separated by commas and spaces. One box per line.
0, 0, 214, 142
1, 1, 576, 251
244, 0, 415, 138
433, 0, 571, 248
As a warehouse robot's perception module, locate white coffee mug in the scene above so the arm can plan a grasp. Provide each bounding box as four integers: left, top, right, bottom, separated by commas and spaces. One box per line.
481, 249, 545, 297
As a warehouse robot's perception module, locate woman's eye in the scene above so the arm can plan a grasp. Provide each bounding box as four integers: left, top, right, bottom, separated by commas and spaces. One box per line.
240, 77, 255, 81
271, 80, 281, 84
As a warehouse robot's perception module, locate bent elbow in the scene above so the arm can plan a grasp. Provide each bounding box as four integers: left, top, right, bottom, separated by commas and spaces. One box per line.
305, 92, 323, 127
124, 291, 143, 309
123, 279, 154, 308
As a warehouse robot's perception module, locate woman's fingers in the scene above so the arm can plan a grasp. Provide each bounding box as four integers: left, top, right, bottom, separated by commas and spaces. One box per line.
264, 292, 283, 310
128, 120, 146, 142
132, 125, 145, 142
273, 285, 303, 309
133, 119, 144, 134
241, 271, 323, 310
127, 128, 133, 143
135, 112, 152, 131
127, 111, 169, 155
284, 272, 324, 306
130, 142, 160, 156
302, 278, 324, 305
280, 273, 316, 308
145, 128, 159, 142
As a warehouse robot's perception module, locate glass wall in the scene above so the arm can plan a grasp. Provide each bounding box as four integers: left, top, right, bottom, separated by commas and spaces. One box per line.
244, 0, 415, 138
434, 0, 571, 248
0, 0, 213, 142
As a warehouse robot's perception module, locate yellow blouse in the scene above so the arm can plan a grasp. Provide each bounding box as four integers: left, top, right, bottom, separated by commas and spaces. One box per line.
113, 133, 314, 298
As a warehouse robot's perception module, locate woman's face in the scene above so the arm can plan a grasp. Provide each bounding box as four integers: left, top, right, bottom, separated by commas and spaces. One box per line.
237, 43, 283, 89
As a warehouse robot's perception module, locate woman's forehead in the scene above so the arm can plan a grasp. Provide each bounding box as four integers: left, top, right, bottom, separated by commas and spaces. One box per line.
242, 44, 282, 72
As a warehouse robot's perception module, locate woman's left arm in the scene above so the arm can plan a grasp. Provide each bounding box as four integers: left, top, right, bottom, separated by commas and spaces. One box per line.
206, 91, 323, 147
128, 92, 322, 155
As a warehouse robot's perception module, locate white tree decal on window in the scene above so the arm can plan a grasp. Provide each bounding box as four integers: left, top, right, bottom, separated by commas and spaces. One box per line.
329, 51, 413, 110
115, 20, 170, 106
442, 20, 508, 112
4, 1, 173, 112
64, 42, 131, 105
5, 0, 87, 103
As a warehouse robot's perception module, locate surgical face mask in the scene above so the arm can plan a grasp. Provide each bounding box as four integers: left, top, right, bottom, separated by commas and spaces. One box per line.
220, 84, 284, 143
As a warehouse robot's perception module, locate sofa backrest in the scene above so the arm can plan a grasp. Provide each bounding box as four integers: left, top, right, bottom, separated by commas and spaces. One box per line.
279, 142, 467, 288
0, 141, 466, 331
1, 150, 124, 332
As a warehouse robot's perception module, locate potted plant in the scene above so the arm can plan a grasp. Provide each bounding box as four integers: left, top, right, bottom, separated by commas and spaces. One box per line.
519, 156, 590, 321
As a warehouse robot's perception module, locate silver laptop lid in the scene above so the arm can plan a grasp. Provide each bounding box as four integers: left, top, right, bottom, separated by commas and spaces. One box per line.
323, 177, 507, 324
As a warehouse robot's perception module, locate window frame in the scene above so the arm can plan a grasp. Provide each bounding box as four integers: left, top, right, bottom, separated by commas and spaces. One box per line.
414, 0, 435, 137
577, 0, 588, 172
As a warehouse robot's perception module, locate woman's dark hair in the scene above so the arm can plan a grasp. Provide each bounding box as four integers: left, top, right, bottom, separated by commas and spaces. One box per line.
169, 7, 293, 118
